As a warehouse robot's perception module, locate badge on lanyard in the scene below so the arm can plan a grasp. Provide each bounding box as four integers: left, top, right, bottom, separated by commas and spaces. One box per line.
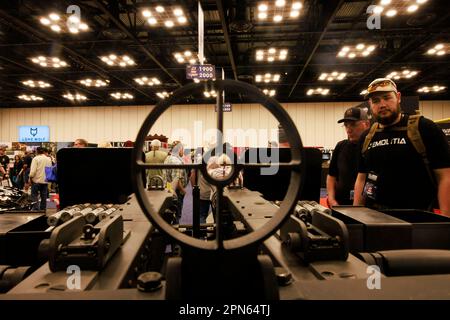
363, 172, 378, 201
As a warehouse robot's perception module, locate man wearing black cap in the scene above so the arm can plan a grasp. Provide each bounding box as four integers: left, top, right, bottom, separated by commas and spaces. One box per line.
327, 107, 370, 206
353, 78, 450, 215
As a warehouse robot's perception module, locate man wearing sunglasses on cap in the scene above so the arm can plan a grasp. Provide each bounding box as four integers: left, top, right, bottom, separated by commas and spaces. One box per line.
353, 78, 450, 216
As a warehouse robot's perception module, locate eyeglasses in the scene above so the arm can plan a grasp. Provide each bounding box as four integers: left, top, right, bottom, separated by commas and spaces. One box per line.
367, 79, 396, 93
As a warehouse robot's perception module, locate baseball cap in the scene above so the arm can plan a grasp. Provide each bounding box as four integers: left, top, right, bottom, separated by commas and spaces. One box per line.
365, 78, 398, 99
337, 107, 369, 123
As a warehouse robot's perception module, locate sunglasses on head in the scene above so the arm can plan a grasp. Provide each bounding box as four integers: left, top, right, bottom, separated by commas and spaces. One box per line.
367, 80, 396, 93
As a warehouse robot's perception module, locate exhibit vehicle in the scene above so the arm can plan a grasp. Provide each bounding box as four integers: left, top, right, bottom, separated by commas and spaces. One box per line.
1, 80, 450, 300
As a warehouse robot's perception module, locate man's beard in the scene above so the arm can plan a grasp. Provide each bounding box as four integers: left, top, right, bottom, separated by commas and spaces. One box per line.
376, 103, 400, 125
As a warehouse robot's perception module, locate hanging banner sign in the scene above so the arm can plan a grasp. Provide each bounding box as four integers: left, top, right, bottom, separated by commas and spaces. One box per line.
186, 64, 216, 80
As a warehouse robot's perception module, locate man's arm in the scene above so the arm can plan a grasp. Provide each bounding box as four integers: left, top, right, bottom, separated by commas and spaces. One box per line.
435, 168, 450, 216
353, 173, 367, 206
29, 158, 37, 182
326, 175, 339, 206
190, 169, 196, 187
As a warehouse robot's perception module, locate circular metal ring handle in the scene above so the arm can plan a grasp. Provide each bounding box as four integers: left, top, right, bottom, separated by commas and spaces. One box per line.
132, 79, 303, 251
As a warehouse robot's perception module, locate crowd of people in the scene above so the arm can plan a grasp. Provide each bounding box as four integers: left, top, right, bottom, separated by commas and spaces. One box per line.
0, 77, 449, 218
327, 78, 450, 216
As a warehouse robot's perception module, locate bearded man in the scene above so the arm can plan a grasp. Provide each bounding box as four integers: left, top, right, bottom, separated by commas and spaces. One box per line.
353, 78, 450, 215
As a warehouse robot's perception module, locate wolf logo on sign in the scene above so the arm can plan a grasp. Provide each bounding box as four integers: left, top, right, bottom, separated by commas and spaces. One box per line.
30, 127, 38, 137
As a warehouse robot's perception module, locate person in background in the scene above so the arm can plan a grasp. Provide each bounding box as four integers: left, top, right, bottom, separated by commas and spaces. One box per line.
0, 146, 9, 183
29, 147, 52, 210
22, 150, 34, 192
145, 139, 168, 188
354, 78, 450, 215
10, 154, 24, 189
327, 107, 370, 206
190, 150, 213, 224
74, 138, 88, 148
164, 141, 188, 224
277, 124, 290, 148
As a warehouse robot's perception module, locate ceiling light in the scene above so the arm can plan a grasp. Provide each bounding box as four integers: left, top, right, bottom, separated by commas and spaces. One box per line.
68, 15, 80, 24
142, 6, 187, 28
292, 2, 302, 10
50, 25, 61, 32
407, 5, 418, 12
255, 73, 280, 83
426, 43, 449, 56
258, 12, 268, 20
134, 76, 161, 86
258, 4, 268, 11
174, 51, 201, 64
273, 15, 283, 22
257, 1, 302, 21
40, 17, 50, 25
79, 23, 88, 31
177, 16, 187, 24
262, 88, 276, 97
22, 80, 51, 88
63, 93, 87, 101
373, 6, 384, 14
30, 56, 68, 68
307, 88, 330, 96
165, 20, 174, 28
110, 92, 134, 100
386, 9, 397, 17
372, 0, 426, 19
338, 44, 375, 58
79, 79, 109, 87
386, 69, 419, 80
40, 12, 89, 34
157, 91, 171, 99
318, 72, 347, 81
173, 8, 183, 16
255, 48, 288, 62
417, 85, 445, 93
18, 94, 43, 101
49, 13, 60, 21
204, 90, 217, 98
100, 54, 135, 67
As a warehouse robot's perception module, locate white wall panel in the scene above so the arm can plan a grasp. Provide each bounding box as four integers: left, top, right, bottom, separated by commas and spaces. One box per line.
1, 100, 449, 148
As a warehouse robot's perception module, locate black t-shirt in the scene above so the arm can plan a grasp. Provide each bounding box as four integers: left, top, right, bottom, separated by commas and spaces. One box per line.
358, 114, 450, 210
329, 140, 359, 205
0, 155, 9, 173
23, 154, 33, 167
